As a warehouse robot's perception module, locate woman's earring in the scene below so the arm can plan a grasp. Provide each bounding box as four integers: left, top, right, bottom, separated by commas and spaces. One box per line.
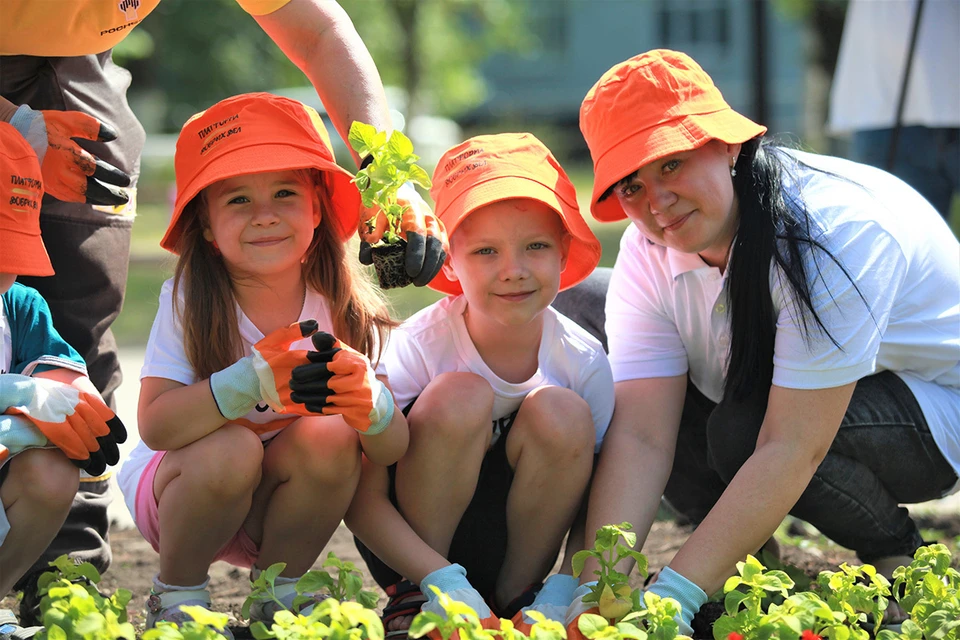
730, 157, 738, 178
210, 240, 221, 256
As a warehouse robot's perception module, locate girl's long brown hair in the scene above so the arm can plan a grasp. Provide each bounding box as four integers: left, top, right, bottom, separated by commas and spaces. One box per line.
172, 169, 395, 381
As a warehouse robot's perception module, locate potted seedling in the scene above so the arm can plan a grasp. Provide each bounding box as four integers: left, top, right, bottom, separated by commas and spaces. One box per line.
348, 121, 433, 289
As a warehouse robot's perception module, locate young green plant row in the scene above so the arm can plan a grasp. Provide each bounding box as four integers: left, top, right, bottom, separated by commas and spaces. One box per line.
26, 526, 960, 640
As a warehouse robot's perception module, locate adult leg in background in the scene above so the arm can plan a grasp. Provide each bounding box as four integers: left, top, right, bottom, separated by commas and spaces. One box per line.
2, 52, 145, 600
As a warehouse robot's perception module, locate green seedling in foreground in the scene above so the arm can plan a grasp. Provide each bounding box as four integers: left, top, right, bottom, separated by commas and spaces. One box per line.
348, 121, 431, 245
572, 523, 649, 621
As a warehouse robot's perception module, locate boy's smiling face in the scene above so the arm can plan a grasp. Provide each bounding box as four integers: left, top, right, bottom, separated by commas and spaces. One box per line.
443, 198, 571, 331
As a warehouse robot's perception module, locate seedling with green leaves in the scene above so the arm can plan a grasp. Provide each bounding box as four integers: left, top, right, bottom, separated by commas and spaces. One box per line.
249, 598, 384, 640
31, 555, 135, 640
141, 606, 231, 640
243, 554, 380, 622
348, 121, 432, 289
572, 523, 649, 621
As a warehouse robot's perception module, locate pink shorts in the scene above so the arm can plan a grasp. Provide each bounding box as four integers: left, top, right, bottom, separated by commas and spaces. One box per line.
134, 451, 260, 568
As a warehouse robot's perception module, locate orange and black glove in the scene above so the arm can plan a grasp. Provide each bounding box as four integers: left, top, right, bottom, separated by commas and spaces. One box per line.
10, 105, 131, 206
1, 374, 127, 476
358, 182, 448, 287
209, 320, 321, 421
288, 331, 395, 434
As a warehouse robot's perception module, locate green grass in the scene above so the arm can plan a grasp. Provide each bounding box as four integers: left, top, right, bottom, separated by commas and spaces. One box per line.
113, 168, 957, 346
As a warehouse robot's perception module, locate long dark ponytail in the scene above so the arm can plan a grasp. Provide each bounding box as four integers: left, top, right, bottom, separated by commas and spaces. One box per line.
724, 138, 862, 402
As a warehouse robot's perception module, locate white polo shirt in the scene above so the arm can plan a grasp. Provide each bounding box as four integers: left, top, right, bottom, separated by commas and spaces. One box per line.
606, 148, 960, 475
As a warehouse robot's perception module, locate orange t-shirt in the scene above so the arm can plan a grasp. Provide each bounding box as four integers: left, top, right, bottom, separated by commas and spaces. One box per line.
0, 0, 291, 57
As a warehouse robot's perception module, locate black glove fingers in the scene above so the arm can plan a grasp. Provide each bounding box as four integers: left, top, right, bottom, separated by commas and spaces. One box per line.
107, 415, 128, 444
95, 434, 120, 467
92, 158, 132, 187
96, 121, 119, 143
310, 331, 338, 352
289, 389, 334, 412
358, 241, 374, 266
303, 349, 339, 366
85, 178, 129, 206
84, 448, 108, 477
413, 235, 445, 287
298, 319, 320, 337
291, 361, 336, 383
404, 231, 427, 278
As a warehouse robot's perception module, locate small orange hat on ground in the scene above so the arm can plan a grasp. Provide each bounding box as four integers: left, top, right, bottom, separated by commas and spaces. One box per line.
580, 49, 767, 223
161, 92, 361, 253
427, 132, 602, 296
0, 122, 53, 277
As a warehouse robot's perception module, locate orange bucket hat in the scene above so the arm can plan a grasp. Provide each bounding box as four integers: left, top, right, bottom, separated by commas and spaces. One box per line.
428, 132, 601, 296
580, 49, 767, 222
162, 92, 361, 253
0, 122, 53, 277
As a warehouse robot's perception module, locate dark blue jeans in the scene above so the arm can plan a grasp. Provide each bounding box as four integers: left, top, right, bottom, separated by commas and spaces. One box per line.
851, 126, 959, 220
553, 268, 959, 563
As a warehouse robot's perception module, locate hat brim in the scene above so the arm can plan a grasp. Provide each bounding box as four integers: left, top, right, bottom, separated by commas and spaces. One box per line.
0, 229, 53, 276
161, 142, 361, 253
591, 109, 766, 222
428, 175, 602, 295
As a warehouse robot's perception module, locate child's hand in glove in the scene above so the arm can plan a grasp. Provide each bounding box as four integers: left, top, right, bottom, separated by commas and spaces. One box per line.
1, 374, 127, 476
209, 320, 321, 421
288, 332, 395, 435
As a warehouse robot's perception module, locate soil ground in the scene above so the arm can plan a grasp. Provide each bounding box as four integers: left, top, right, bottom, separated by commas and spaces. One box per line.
4, 512, 959, 639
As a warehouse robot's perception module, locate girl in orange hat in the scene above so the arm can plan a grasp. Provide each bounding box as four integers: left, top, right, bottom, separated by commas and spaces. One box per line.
116, 94, 407, 631
561, 49, 960, 631
345, 132, 612, 638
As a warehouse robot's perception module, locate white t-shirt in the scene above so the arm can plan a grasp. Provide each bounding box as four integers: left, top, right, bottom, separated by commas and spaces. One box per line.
606, 148, 960, 475
383, 295, 614, 452
117, 278, 335, 519
829, 0, 960, 132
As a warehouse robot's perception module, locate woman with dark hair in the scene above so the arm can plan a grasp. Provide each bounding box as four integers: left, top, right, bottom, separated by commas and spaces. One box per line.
560, 49, 960, 629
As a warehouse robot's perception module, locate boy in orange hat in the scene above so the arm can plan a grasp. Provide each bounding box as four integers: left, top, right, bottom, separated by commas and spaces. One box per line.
347, 132, 613, 636
0, 122, 126, 621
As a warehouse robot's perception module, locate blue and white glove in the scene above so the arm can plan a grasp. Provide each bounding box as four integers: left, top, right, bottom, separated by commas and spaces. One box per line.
420, 564, 493, 620
646, 567, 708, 634
514, 573, 579, 627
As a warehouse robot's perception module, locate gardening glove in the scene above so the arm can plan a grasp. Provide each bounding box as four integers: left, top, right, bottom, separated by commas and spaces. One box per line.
1, 374, 127, 476
420, 564, 500, 638
209, 320, 320, 422
645, 566, 707, 635
288, 331, 395, 435
511, 573, 579, 633
0, 413, 53, 467
9, 104, 131, 206
358, 182, 448, 287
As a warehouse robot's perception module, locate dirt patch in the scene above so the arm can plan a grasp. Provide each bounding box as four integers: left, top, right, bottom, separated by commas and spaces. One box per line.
3, 515, 958, 639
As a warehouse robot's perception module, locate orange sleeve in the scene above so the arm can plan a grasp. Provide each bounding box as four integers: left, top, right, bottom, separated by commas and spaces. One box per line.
233, 0, 293, 16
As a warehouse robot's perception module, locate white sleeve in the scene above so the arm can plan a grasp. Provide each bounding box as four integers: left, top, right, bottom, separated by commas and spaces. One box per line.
140, 280, 197, 386
578, 350, 615, 453
606, 229, 688, 383
772, 222, 906, 389
382, 328, 432, 412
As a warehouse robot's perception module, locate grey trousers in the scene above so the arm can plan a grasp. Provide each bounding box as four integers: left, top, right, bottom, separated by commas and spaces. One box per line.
2, 51, 145, 583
